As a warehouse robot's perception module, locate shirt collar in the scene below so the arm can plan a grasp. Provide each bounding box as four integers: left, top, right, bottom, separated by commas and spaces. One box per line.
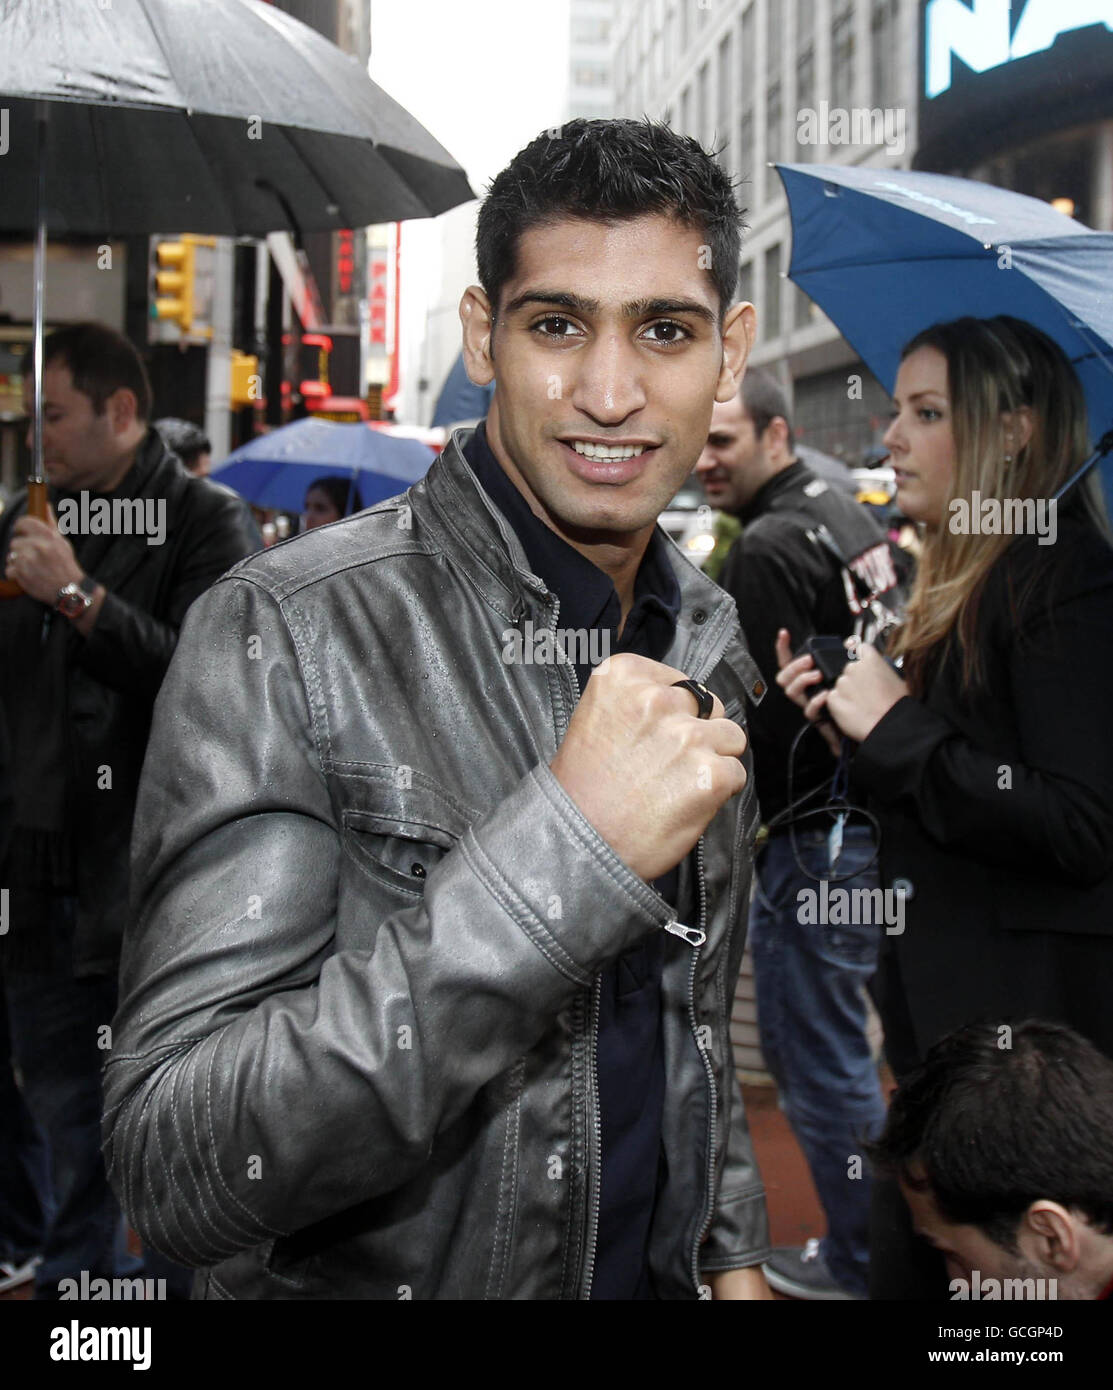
462, 418, 681, 641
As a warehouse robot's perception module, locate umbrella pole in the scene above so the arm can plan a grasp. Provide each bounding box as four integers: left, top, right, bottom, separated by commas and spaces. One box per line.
0, 107, 50, 598
30, 104, 47, 495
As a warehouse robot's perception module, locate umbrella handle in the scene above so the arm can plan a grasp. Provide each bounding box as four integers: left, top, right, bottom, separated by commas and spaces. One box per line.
0, 479, 50, 598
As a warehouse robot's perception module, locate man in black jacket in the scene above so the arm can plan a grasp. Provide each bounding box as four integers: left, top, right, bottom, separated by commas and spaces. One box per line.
696, 368, 905, 1300
0, 322, 259, 1297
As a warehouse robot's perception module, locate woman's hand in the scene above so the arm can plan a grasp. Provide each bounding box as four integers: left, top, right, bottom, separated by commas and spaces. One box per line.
826, 640, 908, 743
774, 629, 841, 757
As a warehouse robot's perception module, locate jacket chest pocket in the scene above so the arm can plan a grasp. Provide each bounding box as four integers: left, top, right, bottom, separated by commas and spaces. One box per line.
342, 809, 461, 899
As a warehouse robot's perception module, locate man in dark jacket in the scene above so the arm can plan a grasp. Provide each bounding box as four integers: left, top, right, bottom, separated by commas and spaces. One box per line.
104, 119, 773, 1300
0, 322, 260, 1297
696, 369, 906, 1300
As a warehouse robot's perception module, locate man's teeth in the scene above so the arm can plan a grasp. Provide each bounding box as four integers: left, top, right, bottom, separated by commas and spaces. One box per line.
569, 441, 646, 461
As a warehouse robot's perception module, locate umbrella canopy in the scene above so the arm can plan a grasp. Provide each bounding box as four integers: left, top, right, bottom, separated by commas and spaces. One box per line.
776, 164, 1113, 497
210, 418, 434, 513
0, 0, 474, 235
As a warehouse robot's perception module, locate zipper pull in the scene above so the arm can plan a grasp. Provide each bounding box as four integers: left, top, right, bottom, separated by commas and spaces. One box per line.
664, 919, 707, 947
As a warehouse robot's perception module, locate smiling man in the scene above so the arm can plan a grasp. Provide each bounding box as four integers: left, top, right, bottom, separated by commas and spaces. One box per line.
105, 119, 772, 1300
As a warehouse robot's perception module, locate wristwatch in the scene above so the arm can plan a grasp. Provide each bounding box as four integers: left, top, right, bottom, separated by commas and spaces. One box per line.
55, 574, 98, 618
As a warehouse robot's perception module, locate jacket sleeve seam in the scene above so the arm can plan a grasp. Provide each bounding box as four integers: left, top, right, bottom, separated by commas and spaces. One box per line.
458, 830, 593, 986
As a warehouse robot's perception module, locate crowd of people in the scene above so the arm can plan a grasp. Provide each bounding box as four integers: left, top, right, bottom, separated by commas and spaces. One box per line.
1, 118, 1111, 1304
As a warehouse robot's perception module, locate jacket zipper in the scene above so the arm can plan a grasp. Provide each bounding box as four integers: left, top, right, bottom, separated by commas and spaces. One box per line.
539, 593, 718, 1299
541, 593, 602, 1303
687, 834, 717, 1298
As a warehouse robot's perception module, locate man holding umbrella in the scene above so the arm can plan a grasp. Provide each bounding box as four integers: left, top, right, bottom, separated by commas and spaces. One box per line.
105, 119, 774, 1299
0, 322, 260, 1297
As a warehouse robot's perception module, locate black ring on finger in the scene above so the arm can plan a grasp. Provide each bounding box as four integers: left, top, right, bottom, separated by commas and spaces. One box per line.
671, 678, 715, 720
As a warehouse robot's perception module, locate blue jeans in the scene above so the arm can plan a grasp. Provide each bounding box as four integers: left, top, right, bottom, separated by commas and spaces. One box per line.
0, 897, 141, 1297
749, 823, 887, 1296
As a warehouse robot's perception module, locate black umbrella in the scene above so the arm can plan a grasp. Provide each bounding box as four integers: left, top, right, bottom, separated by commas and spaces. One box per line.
0, 0, 474, 235
0, 0, 475, 596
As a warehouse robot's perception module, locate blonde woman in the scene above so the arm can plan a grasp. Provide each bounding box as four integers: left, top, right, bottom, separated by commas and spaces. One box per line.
776, 316, 1113, 1296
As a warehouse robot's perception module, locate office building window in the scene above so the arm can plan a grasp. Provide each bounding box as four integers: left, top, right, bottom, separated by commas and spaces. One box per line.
832, 4, 855, 111
738, 259, 755, 308
797, 0, 816, 41
740, 5, 755, 102
572, 16, 611, 45
764, 244, 782, 339
698, 59, 710, 145
738, 108, 755, 203
572, 64, 609, 88
794, 283, 814, 330
680, 84, 692, 135
795, 46, 816, 161
871, 0, 899, 110
718, 30, 733, 138
765, 81, 783, 202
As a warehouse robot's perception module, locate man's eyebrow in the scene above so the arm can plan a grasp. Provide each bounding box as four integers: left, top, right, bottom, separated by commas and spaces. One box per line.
503, 290, 716, 325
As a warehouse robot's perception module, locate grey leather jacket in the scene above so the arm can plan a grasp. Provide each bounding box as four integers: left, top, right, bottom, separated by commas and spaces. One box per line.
103, 427, 771, 1299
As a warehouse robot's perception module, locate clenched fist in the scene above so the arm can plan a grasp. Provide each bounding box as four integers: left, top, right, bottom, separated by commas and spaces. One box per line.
550, 652, 748, 882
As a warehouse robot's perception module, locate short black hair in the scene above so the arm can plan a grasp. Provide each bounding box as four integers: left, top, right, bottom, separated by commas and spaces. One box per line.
476, 118, 746, 333
26, 321, 153, 421
306, 474, 364, 518
740, 367, 792, 439
867, 1020, 1113, 1252
155, 417, 211, 468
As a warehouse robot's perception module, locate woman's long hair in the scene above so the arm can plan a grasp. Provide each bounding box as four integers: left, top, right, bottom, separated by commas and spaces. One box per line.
889, 315, 1109, 693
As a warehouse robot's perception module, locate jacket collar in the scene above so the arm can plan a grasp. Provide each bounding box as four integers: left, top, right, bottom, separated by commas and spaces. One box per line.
739, 458, 813, 525
418, 427, 748, 686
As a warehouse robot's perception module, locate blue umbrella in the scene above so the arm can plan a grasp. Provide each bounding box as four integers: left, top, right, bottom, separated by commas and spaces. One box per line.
210, 418, 435, 514
775, 163, 1113, 508
432, 352, 494, 428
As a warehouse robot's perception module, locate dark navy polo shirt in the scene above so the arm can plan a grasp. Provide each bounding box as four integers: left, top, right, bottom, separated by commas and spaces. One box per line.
462, 421, 682, 1299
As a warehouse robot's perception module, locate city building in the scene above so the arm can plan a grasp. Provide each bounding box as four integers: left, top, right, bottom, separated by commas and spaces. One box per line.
613, 0, 1112, 463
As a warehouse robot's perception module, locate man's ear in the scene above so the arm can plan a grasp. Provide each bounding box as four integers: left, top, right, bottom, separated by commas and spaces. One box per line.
764, 415, 792, 456
106, 387, 140, 435
715, 301, 757, 404
1021, 1201, 1080, 1273
460, 286, 496, 387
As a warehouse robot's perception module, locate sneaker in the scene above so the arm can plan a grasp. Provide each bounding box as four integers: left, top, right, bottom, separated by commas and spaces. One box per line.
0, 1255, 42, 1294
762, 1238, 864, 1300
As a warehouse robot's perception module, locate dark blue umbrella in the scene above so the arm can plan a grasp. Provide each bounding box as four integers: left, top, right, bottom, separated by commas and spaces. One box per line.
210, 418, 434, 513
776, 163, 1113, 507
432, 352, 494, 428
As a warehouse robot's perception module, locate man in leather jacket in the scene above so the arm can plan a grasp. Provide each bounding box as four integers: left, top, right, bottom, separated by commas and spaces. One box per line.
0, 322, 261, 1297
104, 119, 773, 1299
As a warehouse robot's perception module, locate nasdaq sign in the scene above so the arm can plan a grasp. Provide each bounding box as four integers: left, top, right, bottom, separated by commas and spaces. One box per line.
925, 0, 1113, 98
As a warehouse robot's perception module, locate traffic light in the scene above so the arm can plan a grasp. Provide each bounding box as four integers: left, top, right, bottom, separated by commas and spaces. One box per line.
151, 235, 215, 340
154, 239, 194, 333
230, 351, 260, 409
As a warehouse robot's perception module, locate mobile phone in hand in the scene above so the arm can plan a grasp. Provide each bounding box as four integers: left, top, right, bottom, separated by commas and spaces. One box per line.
797, 635, 850, 690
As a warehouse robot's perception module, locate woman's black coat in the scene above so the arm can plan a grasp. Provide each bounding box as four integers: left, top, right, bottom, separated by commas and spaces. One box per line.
850, 510, 1113, 1075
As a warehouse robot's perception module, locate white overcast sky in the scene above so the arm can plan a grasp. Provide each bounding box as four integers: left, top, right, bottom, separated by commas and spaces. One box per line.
368, 0, 572, 192
367, 0, 573, 418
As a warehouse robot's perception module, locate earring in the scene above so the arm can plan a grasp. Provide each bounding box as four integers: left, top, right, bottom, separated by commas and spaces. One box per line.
1004, 453, 1013, 463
